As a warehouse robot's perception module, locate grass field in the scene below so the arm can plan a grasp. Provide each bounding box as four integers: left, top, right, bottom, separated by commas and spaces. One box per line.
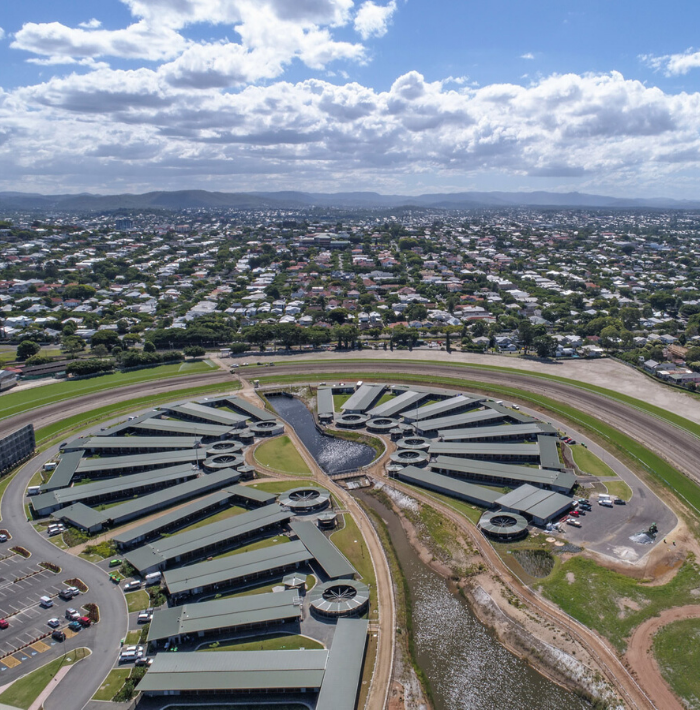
34, 381, 238, 446
540, 555, 700, 651
253, 436, 311, 475
125, 590, 150, 613
604, 480, 633, 501
0, 361, 218, 421
333, 393, 352, 411
257, 369, 700, 516
570, 445, 617, 477
0, 647, 89, 709
93, 668, 131, 701
200, 633, 324, 652
331, 513, 376, 593
653, 617, 700, 709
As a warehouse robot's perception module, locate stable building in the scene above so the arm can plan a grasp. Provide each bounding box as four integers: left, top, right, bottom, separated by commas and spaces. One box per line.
341, 383, 386, 413
402, 394, 481, 423
394, 466, 501, 508
428, 441, 541, 463
494, 484, 573, 526
439, 422, 557, 443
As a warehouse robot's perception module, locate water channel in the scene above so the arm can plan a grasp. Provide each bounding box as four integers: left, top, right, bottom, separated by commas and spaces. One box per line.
358, 493, 590, 710
267, 394, 375, 474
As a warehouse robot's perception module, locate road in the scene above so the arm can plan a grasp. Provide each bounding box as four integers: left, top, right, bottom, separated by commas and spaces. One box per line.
245, 359, 700, 500
0, 370, 232, 438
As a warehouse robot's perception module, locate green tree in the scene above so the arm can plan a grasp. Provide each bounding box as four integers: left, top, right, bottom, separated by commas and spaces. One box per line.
61, 335, 86, 359
533, 335, 556, 358
16, 340, 41, 361
600, 325, 621, 351
90, 329, 120, 351
518, 320, 534, 352
184, 345, 206, 358
143, 340, 156, 353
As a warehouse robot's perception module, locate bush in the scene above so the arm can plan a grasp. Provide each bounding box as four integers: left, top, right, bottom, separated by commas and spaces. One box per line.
24, 354, 54, 366
229, 342, 248, 354
184, 345, 206, 358
39, 561, 61, 573
83, 540, 116, 559
120, 561, 137, 578
83, 602, 100, 623
10, 546, 30, 558
148, 587, 167, 608
160, 350, 183, 363
16, 340, 40, 361
66, 358, 115, 376
64, 577, 88, 592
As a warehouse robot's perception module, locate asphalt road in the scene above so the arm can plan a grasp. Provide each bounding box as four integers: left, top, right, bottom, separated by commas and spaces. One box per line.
246, 360, 700, 499
2, 444, 128, 710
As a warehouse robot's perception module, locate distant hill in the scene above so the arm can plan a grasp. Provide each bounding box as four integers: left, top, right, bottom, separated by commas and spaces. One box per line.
1, 189, 699, 212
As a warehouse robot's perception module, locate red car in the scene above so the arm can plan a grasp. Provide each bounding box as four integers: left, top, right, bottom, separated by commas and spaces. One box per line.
569, 510, 580, 517
0, 619, 8, 629
78, 616, 91, 627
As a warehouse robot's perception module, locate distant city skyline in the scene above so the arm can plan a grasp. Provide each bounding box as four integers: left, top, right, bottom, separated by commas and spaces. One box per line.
2, 1, 700, 197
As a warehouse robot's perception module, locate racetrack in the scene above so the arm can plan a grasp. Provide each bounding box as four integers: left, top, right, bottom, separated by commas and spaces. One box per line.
246, 360, 700, 500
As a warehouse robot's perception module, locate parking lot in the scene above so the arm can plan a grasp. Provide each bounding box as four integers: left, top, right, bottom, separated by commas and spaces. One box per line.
0, 551, 97, 678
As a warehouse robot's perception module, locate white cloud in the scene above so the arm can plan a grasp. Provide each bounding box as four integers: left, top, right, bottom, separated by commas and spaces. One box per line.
79, 19, 102, 29
642, 49, 700, 76
521, 52, 534, 60
0, 27, 5, 41
354, 1, 396, 39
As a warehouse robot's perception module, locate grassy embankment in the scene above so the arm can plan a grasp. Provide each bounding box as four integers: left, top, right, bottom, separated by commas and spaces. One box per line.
93, 669, 131, 701
570, 445, 617, 477
652, 617, 700, 708
604, 480, 633, 501
254, 435, 312, 475
0, 648, 90, 709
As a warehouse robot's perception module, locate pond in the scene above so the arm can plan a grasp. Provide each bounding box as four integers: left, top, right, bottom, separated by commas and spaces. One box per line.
267, 395, 375, 474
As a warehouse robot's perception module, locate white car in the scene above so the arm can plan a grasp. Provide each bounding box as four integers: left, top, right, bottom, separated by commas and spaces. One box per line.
47, 618, 60, 628
0, 534, 7, 543
65, 608, 80, 620
137, 609, 153, 623
123, 581, 142, 592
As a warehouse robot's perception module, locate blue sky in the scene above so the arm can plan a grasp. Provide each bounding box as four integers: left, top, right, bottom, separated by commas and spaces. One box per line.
2, 0, 700, 196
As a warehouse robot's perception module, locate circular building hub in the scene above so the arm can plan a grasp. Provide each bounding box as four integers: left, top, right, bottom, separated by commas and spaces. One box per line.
335, 413, 369, 429
249, 421, 284, 437
309, 579, 370, 617
203, 453, 244, 471
206, 441, 243, 456
389, 449, 430, 467
367, 417, 398, 433
396, 436, 431, 451
478, 510, 528, 540
279, 487, 331, 513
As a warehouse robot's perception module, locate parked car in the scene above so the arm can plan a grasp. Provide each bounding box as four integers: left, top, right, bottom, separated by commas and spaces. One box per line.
0, 619, 8, 629
124, 581, 142, 592
78, 616, 91, 627
109, 559, 122, 568
68, 621, 82, 632
135, 656, 153, 667
137, 608, 153, 624
65, 608, 80, 620
47, 618, 60, 628
570, 510, 580, 517
52, 630, 65, 642
0, 534, 7, 543
614, 498, 626, 505
566, 518, 582, 527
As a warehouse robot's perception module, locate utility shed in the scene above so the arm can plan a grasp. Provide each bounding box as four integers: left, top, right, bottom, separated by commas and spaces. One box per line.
431, 456, 576, 494
416, 408, 506, 435
57, 503, 107, 533
103, 468, 242, 527
32, 464, 199, 516
42, 451, 82, 491
402, 394, 480, 423
165, 402, 248, 427
137, 649, 328, 695
316, 617, 369, 710
147, 590, 301, 645
130, 418, 235, 439
76, 449, 201, 477
290, 520, 356, 580
537, 435, 566, 471
396, 466, 500, 508
439, 422, 557, 443
341, 383, 386, 413
114, 490, 233, 550
67, 436, 200, 454
164, 540, 313, 598
366, 389, 426, 418
316, 388, 334, 421
125, 504, 292, 574
428, 442, 541, 463
495, 484, 572, 525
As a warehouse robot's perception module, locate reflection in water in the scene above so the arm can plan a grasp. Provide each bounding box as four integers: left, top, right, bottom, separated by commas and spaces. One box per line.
268, 395, 375, 474
359, 493, 589, 710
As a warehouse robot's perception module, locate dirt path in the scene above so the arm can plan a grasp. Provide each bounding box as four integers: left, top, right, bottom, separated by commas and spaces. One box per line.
625, 605, 700, 710
243, 379, 395, 710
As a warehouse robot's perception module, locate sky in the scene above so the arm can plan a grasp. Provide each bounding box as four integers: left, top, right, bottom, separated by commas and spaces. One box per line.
3, 1, 700, 197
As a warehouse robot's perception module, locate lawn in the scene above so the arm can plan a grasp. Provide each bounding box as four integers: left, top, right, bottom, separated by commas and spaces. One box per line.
331, 513, 376, 593
125, 590, 150, 613
0, 647, 89, 709
0, 360, 219, 421
200, 633, 324, 652
374, 392, 395, 407
254, 435, 311, 475
250, 479, 324, 495
176, 505, 245, 534
540, 555, 700, 651
604, 480, 633, 501
333, 393, 352, 411
124, 630, 142, 645
653, 617, 700, 709
213, 535, 288, 560
570, 445, 617, 477
92, 668, 131, 701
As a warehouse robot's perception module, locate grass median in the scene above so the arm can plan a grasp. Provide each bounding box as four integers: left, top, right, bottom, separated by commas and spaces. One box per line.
0, 360, 219, 421
253, 435, 311, 475
570, 445, 617, 476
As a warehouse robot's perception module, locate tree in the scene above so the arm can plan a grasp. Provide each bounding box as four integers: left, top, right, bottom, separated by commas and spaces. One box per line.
116, 319, 129, 335
327, 308, 348, 325
518, 320, 534, 352
184, 345, 206, 358
533, 335, 556, 358
471, 321, 486, 338
90, 330, 120, 351
61, 335, 86, 359
91, 344, 109, 358
600, 325, 621, 351
405, 303, 428, 322
143, 341, 156, 353
16, 340, 40, 361
620, 307, 641, 331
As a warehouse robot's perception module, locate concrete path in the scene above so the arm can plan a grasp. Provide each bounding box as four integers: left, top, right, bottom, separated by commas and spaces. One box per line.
28, 664, 73, 710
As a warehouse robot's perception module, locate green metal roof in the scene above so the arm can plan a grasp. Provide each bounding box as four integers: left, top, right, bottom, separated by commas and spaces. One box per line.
290, 520, 356, 580
148, 590, 301, 642
397, 466, 501, 507
72, 435, 200, 451
227, 484, 277, 505
341, 383, 385, 412
58, 503, 107, 530
166, 401, 248, 426
317, 618, 369, 710
217, 395, 277, 422
316, 387, 334, 416
429, 442, 540, 457
538, 435, 566, 470
418, 408, 506, 434
440, 422, 557, 442
164, 540, 313, 596
131, 418, 234, 437
42, 450, 82, 491
138, 650, 328, 693
495, 483, 572, 521
367, 389, 425, 417
77, 448, 202, 473
402, 394, 479, 422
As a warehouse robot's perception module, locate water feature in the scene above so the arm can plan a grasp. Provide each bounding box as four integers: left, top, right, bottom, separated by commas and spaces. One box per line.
267, 394, 375, 474
358, 492, 589, 710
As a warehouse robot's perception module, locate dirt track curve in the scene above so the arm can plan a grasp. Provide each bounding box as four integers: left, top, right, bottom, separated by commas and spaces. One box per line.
624, 605, 700, 710
248, 360, 700, 496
